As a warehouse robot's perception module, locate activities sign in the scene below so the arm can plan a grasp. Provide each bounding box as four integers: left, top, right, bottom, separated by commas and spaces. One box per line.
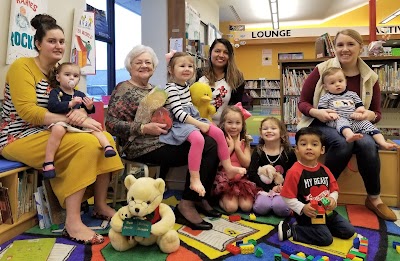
6, 0, 48, 64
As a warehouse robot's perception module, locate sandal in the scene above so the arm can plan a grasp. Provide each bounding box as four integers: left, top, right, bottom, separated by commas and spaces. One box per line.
62, 228, 104, 245
91, 211, 112, 221
104, 145, 117, 158
42, 162, 56, 179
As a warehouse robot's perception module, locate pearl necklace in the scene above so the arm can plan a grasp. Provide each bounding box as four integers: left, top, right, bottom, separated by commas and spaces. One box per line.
264, 146, 283, 165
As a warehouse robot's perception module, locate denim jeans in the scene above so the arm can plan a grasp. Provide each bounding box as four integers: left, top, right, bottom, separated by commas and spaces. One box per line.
311, 121, 381, 196
292, 211, 356, 246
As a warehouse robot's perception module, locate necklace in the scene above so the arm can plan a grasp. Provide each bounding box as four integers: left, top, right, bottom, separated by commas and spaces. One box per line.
264, 146, 283, 165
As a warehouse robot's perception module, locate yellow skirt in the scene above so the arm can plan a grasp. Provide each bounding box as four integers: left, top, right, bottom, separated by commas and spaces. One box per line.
2, 130, 124, 208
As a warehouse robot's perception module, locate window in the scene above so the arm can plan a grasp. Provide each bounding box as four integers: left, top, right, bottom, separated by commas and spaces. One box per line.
85, 0, 141, 98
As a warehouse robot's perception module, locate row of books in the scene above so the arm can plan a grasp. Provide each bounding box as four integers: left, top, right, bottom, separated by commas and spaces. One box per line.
315, 33, 336, 58
373, 63, 400, 92
382, 93, 400, 108
282, 69, 311, 96
0, 183, 13, 225
34, 180, 66, 229
17, 170, 36, 218
249, 89, 280, 98
245, 80, 280, 89
283, 96, 303, 125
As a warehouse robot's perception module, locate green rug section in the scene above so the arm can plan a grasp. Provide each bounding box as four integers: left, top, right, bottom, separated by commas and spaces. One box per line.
387, 235, 400, 260
335, 205, 350, 221
214, 206, 284, 225
101, 242, 167, 261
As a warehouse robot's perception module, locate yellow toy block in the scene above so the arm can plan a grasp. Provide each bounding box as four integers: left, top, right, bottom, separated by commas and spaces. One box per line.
239, 243, 254, 254
321, 256, 329, 260
296, 252, 306, 258
396, 245, 400, 254
352, 257, 363, 261
249, 213, 256, 220
311, 214, 326, 224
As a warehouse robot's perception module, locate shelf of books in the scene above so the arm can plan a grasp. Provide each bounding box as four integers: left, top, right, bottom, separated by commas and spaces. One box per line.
279, 57, 400, 137
245, 79, 281, 116
0, 167, 38, 244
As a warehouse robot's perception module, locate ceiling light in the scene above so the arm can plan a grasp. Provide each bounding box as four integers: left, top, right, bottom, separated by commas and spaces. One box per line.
380, 8, 400, 24
269, 0, 279, 30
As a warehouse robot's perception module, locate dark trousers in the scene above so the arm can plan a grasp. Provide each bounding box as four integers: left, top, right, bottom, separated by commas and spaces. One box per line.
135, 136, 219, 202
311, 121, 381, 195
293, 212, 355, 246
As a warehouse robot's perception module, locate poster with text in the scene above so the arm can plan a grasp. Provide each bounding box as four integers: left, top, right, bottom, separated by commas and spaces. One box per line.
6, 0, 48, 64
185, 3, 200, 40
70, 10, 95, 75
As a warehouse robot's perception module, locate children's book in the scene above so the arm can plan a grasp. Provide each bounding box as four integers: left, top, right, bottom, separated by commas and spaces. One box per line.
0, 238, 56, 261
0, 186, 13, 224
42, 180, 66, 225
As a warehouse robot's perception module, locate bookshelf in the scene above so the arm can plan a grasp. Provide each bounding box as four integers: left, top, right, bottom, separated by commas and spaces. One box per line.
279, 57, 400, 137
245, 79, 281, 111
0, 166, 38, 244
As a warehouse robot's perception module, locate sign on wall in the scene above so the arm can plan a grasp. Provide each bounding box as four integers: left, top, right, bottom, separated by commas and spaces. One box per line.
6, 0, 48, 64
70, 10, 95, 75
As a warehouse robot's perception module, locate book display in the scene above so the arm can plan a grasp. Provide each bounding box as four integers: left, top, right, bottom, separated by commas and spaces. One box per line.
245, 79, 281, 111
0, 164, 38, 244
279, 57, 400, 137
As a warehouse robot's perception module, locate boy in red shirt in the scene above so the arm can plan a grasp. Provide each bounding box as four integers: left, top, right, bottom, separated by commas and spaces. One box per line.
279, 127, 355, 246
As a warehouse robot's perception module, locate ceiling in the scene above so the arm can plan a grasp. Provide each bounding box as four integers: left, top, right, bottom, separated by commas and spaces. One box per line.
216, 0, 370, 28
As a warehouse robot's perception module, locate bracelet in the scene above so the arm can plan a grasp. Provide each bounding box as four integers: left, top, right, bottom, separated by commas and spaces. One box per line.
140, 124, 145, 135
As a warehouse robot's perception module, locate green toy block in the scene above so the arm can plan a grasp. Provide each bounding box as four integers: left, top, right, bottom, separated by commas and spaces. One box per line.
349, 250, 367, 260
321, 197, 330, 206
248, 239, 257, 246
274, 253, 281, 261
254, 247, 263, 258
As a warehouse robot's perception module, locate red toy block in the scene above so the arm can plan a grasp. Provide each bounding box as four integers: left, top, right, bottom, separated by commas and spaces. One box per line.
359, 245, 368, 254
229, 215, 241, 222
310, 200, 319, 209
226, 244, 241, 255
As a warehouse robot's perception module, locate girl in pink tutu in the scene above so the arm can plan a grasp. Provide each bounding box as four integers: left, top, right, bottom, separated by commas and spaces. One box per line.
213, 105, 258, 213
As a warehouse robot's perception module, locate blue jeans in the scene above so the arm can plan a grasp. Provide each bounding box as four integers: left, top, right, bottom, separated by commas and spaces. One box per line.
292, 211, 355, 246
311, 121, 381, 196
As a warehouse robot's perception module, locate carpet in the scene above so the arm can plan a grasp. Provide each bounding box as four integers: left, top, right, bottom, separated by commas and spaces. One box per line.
1, 191, 400, 260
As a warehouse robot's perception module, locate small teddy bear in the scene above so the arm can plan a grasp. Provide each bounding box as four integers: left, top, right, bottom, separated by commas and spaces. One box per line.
108, 176, 180, 253
258, 164, 284, 185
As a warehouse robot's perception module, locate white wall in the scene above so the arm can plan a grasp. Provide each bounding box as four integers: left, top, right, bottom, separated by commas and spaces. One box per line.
0, 0, 85, 99
187, 0, 219, 29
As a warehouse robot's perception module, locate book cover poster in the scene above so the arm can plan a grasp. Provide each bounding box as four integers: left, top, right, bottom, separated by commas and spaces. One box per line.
70, 10, 96, 75
6, 0, 48, 64
86, 4, 109, 38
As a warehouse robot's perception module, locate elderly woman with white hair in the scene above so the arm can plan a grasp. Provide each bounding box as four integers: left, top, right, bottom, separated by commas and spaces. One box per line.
106, 45, 221, 230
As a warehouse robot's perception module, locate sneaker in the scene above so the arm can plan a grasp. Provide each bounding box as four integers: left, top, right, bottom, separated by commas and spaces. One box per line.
278, 220, 292, 241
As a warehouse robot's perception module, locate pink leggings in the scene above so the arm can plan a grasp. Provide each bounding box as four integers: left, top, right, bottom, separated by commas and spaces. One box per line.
186, 125, 229, 172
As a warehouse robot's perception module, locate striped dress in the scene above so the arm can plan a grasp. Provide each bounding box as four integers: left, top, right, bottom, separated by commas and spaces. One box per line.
160, 82, 208, 145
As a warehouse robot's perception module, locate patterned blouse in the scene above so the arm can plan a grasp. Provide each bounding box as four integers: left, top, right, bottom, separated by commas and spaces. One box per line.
105, 80, 165, 159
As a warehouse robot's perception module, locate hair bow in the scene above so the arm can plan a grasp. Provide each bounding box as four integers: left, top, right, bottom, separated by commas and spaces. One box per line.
165, 50, 177, 65
234, 102, 252, 120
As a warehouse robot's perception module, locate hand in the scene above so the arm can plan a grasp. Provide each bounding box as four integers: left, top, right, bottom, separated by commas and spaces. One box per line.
80, 117, 103, 132
198, 122, 210, 134
70, 96, 83, 108
302, 203, 317, 218
314, 109, 338, 123
66, 109, 88, 125
234, 137, 244, 151
325, 197, 337, 211
225, 134, 234, 149
142, 122, 168, 136
272, 184, 283, 193
82, 96, 94, 110
328, 112, 339, 120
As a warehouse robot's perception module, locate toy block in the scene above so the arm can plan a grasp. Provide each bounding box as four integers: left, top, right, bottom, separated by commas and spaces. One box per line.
226, 244, 241, 255
249, 213, 256, 220
343, 259, 351, 261
247, 239, 257, 246
289, 254, 306, 261
236, 240, 243, 246
360, 239, 368, 245
393, 241, 400, 249
311, 213, 326, 224
306, 255, 314, 261
281, 244, 295, 255
240, 243, 254, 254
353, 237, 360, 248
312, 256, 322, 261
321, 197, 330, 207
396, 245, 400, 254
296, 252, 306, 258
273, 253, 281, 261
321, 256, 329, 260
325, 210, 333, 216
281, 252, 290, 259
254, 247, 263, 258
229, 215, 241, 222
345, 253, 355, 259
359, 245, 368, 254
310, 199, 319, 209
352, 257, 363, 261
349, 250, 366, 260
